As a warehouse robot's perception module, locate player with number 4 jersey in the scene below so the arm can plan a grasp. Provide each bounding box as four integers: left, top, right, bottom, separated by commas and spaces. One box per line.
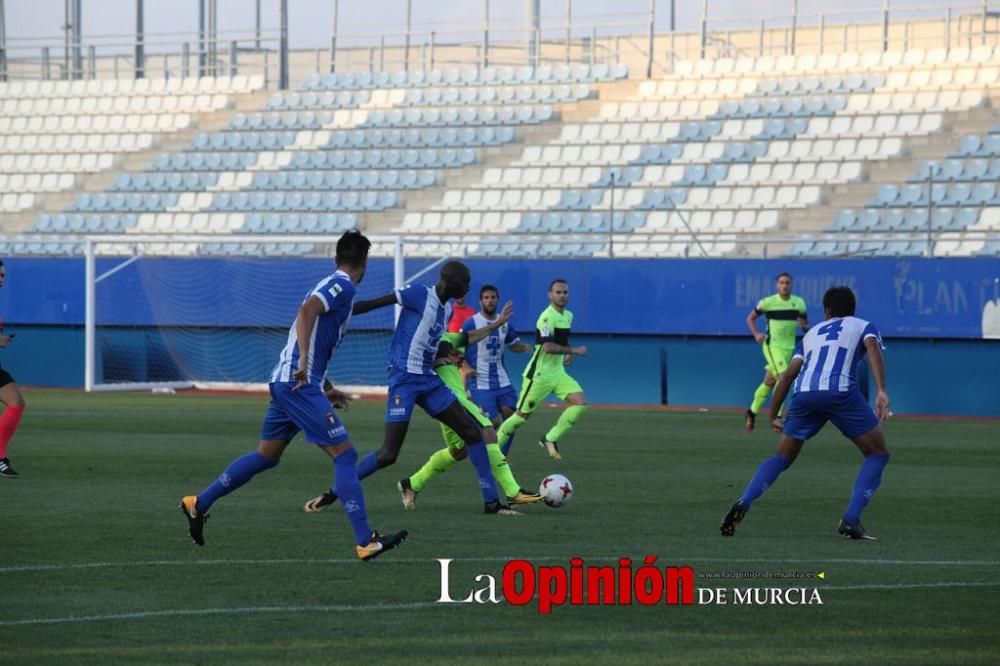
722, 286, 892, 541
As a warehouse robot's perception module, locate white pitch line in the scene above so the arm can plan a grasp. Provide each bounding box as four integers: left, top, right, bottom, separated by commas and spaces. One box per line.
0, 602, 441, 627
2, 555, 999, 574
3, 582, 998, 627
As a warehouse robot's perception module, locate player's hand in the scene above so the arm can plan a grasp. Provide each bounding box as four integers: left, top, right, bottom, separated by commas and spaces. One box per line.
495, 300, 514, 325
875, 390, 891, 422
563, 354, 573, 366
325, 386, 352, 410
573, 346, 588, 356
441, 349, 464, 367
292, 367, 307, 389
754, 332, 765, 344
0, 335, 12, 348
770, 416, 783, 433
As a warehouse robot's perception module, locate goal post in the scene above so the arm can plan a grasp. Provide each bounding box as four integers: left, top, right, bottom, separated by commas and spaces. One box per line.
82, 234, 469, 394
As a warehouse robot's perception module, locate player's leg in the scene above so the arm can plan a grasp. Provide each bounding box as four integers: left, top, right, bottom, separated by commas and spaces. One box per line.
351, 371, 421, 484
748, 342, 789, 431
497, 377, 551, 453
539, 374, 587, 460
746, 368, 775, 432
494, 388, 520, 455
398, 422, 467, 508
180, 385, 300, 545
318, 439, 407, 560
722, 392, 824, 537
0, 374, 26, 478
834, 392, 890, 540
433, 397, 516, 514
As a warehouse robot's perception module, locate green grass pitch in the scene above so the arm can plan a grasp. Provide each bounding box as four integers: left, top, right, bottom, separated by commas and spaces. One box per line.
2, 390, 999, 664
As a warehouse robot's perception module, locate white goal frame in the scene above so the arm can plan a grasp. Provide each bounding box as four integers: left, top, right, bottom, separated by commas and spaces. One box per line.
82, 233, 455, 393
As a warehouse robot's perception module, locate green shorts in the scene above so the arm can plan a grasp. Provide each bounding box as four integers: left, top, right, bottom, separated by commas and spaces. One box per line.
762, 342, 794, 378
515, 369, 584, 415
440, 390, 493, 450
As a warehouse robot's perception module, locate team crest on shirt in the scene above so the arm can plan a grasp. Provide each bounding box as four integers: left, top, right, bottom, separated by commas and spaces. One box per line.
326, 412, 337, 426
394, 395, 401, 405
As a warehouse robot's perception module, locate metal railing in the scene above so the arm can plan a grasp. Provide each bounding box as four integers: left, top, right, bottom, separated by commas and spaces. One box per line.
1, 1, 998, 88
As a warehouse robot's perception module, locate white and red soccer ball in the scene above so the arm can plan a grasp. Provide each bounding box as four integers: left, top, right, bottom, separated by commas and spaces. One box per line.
539, 474, 573, 508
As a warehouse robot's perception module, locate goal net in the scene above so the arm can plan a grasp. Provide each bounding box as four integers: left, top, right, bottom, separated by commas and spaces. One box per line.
83, 234, 445, 394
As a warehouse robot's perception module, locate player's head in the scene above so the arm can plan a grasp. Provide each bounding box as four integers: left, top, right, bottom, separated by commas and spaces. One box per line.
335, 231, 372, 282
775, 272, 793, 296
549, 279, 569, 308
479, 284, 499, 315
823, 286, 856, 319
439, 261, 471, 300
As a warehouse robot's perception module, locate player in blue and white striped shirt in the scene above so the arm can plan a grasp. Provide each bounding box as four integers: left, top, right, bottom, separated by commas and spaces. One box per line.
308, 261, 522, 515
179, 231, 407, 561
462, 285, 533, 441
721, 286, 892, 540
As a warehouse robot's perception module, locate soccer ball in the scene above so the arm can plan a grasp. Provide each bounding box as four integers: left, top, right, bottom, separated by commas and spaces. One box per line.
539, 474, 573, 508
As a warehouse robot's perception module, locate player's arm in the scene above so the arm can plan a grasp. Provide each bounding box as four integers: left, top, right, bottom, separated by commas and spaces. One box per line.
293, 295, 327, 384
747, 308, 765, 343
322, 377, 352, 410
865, 337, 890, 422
509, 341, 532, 353
797, 302, 809, 332
769, 357, 804, 431
541, 341, 586, 356
465, 300, 514, 344
352, 293, 396, 316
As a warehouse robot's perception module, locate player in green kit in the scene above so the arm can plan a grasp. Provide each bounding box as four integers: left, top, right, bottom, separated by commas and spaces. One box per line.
744, 272, 808, 432
496, 279, 587, 461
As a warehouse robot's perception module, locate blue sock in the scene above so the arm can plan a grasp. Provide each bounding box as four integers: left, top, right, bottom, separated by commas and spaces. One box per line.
197, 451, 278, 512
466, 441, 499, 503
500, 433, 515, 456
738, 454, 792, 508
843, 453, 890, 524
334, 448, 373, 546
355, 451, 379, 481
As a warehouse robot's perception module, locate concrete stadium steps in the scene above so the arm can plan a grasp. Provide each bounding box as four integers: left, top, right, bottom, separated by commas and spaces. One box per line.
0, 90, 271, 234
780, 98, 1000, 235
359, 81, 637, 234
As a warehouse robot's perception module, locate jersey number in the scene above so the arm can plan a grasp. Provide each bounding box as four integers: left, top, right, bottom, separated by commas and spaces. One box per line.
817, 320, 844, 341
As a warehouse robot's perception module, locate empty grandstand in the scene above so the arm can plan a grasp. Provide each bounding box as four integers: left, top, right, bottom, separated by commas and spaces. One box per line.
0, 1, 998, 259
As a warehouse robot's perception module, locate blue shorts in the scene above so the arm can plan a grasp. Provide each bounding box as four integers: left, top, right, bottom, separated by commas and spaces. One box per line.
470, 385, 518, 421
782, 389, 879, 441
385, 368, 457, 423
260, 382, 350, 446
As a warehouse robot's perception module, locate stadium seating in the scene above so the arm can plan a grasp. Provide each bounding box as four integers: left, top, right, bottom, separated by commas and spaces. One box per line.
3, 47, 1000, 257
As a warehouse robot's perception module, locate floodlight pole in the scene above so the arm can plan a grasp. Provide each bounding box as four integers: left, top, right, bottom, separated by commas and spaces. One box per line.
330, 0, 338, 72
255, 0, 261, 50
524, 0, 539, 65
279, 0, 289, 89
135, 0, 145, 78
72, 0, 82, 79
646, 0, 655, 78
404, 0, 412, 71
0, 0, 7, 81
198, 0, 206, 76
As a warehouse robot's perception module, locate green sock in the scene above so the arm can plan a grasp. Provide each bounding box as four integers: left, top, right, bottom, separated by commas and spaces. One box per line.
497, 413, 527, 446
410, 447, 459, 492
750, 383, 771, 414
544, 405, 588, 443
440, 423, 465, 450
487, 443, 520, 497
